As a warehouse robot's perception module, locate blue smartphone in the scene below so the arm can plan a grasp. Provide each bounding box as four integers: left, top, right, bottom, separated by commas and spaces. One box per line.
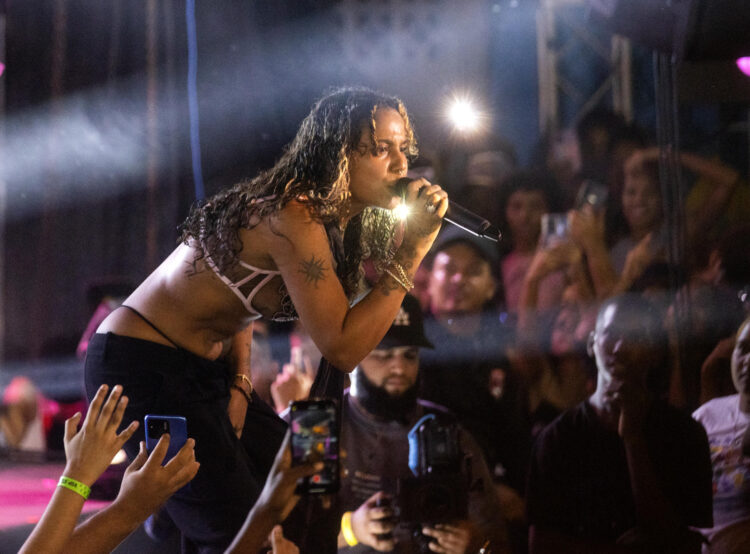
144, 414, 188, 463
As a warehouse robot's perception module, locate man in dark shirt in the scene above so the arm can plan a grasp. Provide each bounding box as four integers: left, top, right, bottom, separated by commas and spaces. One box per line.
419, 227, 528, 496
338, 294, 507, 553
526, 293, 713, 553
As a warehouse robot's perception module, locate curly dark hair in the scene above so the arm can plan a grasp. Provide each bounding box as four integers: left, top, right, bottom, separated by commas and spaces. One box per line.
179, 86, 418, 298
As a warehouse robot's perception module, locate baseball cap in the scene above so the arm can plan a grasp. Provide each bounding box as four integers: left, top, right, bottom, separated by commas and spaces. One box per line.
430, 225, 500, 268
377, 294, 434, 349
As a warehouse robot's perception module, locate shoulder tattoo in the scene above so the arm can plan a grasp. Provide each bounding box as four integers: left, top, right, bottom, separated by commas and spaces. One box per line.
298, 254, 327, 288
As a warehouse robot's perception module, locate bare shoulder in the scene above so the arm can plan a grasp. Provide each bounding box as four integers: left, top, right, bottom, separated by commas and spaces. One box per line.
269, 198, 320, 228
254, 199, 329, 250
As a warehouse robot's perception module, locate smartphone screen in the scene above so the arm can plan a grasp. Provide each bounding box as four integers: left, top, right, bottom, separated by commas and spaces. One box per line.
289, 400, 339, 494
144, 414, 188, 464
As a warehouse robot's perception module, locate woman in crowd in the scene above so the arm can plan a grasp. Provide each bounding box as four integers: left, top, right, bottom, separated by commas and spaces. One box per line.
84, 86, 447, 551
569, 147, 740, 299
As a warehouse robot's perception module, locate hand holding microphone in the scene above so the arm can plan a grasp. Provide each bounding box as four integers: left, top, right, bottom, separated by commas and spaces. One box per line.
395, 177, 500, 242
395, 178, 449, 246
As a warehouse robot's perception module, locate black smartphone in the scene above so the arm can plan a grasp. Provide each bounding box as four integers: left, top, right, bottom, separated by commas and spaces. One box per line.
289, 399, 340, 494
575, 179, 609, 211
144, 414, 188, 464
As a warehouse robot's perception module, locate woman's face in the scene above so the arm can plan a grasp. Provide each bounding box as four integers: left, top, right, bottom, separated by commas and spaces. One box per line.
347, 107, 409, 213
622, 171, 662, 235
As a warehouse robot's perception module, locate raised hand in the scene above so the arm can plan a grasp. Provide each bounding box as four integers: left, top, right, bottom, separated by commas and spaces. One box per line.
63, 384, 139, 487
253, 430, 323, 522
113, 435, 200, 524
271, 347, 315, 413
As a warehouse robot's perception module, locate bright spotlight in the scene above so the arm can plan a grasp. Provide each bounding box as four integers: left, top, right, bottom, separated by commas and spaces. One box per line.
448, 98, 480, 133
737, 57, 750, 77
392, 201, 410, 221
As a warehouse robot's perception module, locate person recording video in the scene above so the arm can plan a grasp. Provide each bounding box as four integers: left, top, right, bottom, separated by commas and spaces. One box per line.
337, 295, 507, 553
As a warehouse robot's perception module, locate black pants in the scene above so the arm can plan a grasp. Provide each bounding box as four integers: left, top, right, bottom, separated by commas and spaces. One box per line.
84, 332, 287, 553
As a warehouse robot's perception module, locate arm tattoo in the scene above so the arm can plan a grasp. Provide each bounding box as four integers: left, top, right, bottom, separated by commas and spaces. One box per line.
298, 254, 327, 288
378, 273, 401, 296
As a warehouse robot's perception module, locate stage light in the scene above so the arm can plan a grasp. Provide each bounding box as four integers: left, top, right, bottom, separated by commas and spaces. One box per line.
737, 57, 750, 77
447, 97, 480, 133
393, 201, 410, 221
0, 62, 5, 77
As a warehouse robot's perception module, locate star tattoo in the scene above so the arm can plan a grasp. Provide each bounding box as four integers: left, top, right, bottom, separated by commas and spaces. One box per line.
298, 255, 327, 288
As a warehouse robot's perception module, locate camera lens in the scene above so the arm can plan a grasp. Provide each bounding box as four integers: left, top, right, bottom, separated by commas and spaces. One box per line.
147, 418, 169, 439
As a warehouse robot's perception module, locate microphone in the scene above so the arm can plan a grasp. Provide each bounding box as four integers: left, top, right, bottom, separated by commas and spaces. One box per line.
395, 178, 501, 242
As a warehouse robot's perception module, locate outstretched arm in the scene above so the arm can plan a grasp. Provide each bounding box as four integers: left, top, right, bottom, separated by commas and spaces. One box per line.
19, 384, 138, 554
63, 435, 199, 554
226, 431, 321, 553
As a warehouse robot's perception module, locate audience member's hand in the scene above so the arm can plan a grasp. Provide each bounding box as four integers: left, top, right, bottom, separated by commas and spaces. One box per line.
421, 521, 472, 554
527, 242, 580, 283
254, 430, 323, 523
614, 382, 649, 441
271, 354, 314, 413
113, 435, 199, 525
62, 384, 138, 486
568, 206, 605, 252
701, 336, 735, 378
268, 525, 299, 554
350, 491, 395, 551
620, 232, 660, 289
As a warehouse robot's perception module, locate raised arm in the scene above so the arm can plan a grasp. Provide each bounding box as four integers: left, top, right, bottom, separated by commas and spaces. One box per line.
226, 431, 321, 554
264, 182, 446, 372
628, 147, 741, 244
19, 384, 138, 554
62, 435, 199, 554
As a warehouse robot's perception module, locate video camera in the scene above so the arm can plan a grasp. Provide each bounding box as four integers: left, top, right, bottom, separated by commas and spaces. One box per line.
396, 414, 469, 526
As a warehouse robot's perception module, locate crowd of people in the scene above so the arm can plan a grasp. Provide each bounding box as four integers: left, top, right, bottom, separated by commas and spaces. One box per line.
3, 90, 750, 553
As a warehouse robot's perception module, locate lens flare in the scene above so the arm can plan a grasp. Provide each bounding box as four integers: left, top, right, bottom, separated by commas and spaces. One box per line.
448, 98, 480, 132
393, 202, 410, 221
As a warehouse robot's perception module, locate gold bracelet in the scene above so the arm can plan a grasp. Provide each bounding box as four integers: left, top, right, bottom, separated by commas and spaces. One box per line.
388, 260, 414, 290
384, 268, 411, 293
234, 373, 254, 395
341, 511, 358, 546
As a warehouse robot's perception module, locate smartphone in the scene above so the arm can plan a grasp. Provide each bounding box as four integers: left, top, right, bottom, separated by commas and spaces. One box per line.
144, 414, 188, 464
540, 212, 570, 249
289, 399, 339, 494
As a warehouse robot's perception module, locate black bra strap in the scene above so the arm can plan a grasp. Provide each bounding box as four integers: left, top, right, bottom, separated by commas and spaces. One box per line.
120, 305, 180, 348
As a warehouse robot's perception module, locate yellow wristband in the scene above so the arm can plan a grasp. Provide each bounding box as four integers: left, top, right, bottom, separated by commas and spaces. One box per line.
341, 511, 358, 546
58, 476, 91, 500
